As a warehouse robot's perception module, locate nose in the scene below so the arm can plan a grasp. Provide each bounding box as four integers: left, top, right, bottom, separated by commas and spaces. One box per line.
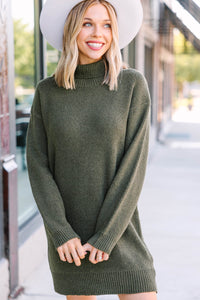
92, 24, 102, 37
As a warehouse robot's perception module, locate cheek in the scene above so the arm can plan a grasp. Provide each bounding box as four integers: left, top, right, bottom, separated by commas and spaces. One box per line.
77, 33, 83, 46
77, 29, 88, 45
105, 32, 112, 46
105, 29, 112, 41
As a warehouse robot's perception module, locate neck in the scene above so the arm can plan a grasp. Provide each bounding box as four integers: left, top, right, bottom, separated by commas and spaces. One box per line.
75, 59, 106, 79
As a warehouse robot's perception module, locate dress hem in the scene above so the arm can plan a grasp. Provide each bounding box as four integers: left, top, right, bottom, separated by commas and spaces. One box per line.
52, 268, 157, 295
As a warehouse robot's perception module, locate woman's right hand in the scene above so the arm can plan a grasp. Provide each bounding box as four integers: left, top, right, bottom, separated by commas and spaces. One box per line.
57, 237, 86, 267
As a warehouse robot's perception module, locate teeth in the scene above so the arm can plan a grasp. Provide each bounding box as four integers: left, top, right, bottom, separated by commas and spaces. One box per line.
87, 43, 103, 48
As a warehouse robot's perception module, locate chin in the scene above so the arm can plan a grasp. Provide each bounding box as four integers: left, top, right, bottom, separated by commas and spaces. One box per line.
85, 55, 102, 62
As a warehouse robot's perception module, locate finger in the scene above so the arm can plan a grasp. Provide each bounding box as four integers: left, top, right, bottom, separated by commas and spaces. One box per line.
57, 248, 67, 262
103, 253, 109, 261
71, 249, 81, 266
89, 248, 98, 264
64, 250, 73, 263
76, 245, 86, 259
82, 244, 92, 256
74, 240, 86, 259
83, 243, 92, 252
96, 250, 104, 262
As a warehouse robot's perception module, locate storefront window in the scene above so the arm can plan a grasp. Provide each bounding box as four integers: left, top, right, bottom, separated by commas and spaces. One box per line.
12, 0, 37, 227
42, 0, 60, 77
46, 43, 60, 77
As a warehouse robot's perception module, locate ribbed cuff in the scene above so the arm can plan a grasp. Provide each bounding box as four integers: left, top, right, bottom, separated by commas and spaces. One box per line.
50, 228, 81, 249
87, 232, 117, 255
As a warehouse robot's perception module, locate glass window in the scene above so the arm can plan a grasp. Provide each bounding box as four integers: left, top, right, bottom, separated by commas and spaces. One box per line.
12, 0, 37, 227
46, 43, 60, 77
42, 0, 60, 77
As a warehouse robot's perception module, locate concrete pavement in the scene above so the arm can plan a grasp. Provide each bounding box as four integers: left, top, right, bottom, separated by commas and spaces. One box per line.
17, 107, 200, 300
139, 107, 200, 300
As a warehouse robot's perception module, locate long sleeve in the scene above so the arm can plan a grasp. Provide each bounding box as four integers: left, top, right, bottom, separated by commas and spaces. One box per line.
87, 72, 151, 255
26, 85, 81, 249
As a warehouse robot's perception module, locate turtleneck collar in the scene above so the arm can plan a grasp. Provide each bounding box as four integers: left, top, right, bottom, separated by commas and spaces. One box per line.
75, 59, 106, 79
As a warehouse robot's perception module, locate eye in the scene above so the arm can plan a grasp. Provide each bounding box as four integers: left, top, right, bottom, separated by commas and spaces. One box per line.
104, 23, 111, 28
83, 22, 92, 27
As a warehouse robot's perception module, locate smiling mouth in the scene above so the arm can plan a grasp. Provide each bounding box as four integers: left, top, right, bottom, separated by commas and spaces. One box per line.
86, 42, 104, 50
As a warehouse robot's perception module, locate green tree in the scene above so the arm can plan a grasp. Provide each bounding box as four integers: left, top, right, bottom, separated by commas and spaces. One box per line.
174, 30, 200, 86
175, 54, 200, 82
14, 19, 34, 88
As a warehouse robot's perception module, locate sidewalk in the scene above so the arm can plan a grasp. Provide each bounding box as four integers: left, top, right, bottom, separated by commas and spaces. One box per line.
140, 107, 200, 300
17, 108, 200, 300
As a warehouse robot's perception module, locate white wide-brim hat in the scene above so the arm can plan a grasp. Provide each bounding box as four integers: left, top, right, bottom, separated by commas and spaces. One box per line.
40, 0, 143, 51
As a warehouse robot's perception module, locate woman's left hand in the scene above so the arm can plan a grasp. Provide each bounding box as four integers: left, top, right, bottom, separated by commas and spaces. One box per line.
82, 243, 109, 264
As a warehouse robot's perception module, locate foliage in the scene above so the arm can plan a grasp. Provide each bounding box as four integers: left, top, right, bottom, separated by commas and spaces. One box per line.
14, 19, 34, 88
14, 19, 60, 87
175, 54, 200, 83
174, 30, 200, 84
174, 29, 198, 55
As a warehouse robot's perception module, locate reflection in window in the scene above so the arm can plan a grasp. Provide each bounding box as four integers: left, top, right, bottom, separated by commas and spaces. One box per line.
46, 43, 60, 77
12, 0, 37, 227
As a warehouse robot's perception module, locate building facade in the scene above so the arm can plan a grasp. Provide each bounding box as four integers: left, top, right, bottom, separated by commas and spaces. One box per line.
0, 0, 199, 298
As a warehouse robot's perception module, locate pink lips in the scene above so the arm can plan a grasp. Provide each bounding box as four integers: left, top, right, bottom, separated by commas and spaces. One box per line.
86, 41, 104, 51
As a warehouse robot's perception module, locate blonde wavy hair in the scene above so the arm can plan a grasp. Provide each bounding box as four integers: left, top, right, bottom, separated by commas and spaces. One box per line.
54, 0, 124, 91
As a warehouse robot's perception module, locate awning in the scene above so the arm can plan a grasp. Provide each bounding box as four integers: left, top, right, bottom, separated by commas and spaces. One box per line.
178, 0, 200, 23
162, 0, 200, 51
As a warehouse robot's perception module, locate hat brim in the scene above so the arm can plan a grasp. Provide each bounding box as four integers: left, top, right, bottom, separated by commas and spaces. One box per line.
40, 0, 143, 51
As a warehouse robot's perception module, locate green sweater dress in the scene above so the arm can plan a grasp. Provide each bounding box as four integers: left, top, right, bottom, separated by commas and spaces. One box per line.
26, 59, 157, 295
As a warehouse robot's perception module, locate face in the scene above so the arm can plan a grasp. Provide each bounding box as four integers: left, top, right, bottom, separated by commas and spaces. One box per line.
77, 3, 113, 65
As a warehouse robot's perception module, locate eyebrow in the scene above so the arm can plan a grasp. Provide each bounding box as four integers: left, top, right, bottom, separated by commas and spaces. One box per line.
84, 17, 111, 22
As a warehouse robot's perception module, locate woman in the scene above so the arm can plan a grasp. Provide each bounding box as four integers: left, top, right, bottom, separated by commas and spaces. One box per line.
26, 0, 157, 299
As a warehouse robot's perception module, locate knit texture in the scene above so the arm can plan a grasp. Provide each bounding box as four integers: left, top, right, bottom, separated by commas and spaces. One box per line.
26, 59, 157, 295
